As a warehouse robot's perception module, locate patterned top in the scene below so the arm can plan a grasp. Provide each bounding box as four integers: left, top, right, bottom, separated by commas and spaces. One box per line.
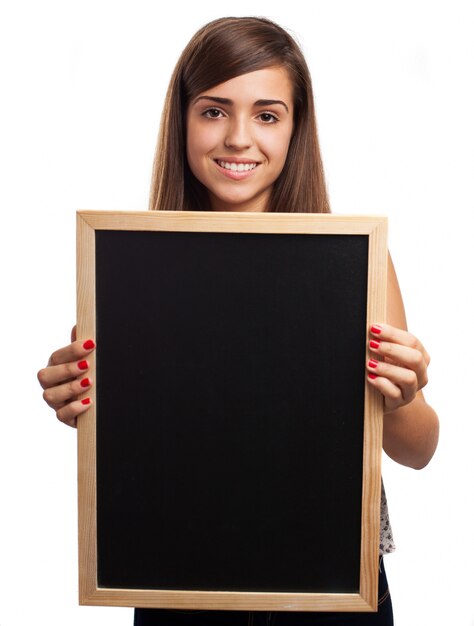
380, 480, 396, 555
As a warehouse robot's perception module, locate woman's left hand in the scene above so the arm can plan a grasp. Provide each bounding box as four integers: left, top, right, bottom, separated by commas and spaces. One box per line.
366, 323, 430, 414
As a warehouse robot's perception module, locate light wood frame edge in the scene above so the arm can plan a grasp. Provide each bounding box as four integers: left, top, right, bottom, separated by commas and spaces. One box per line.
359, 218, 388, 610
76, 210, 387, 611
77, 212, 98, 603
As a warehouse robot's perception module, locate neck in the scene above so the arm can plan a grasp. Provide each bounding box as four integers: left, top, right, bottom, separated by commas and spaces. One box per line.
208, 191, 270, 213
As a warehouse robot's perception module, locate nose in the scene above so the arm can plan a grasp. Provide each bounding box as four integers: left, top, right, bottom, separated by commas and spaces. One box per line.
224, 116, 253, 150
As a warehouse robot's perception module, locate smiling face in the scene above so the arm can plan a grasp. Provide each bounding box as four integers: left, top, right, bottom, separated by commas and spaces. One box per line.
186, 67, 294, 212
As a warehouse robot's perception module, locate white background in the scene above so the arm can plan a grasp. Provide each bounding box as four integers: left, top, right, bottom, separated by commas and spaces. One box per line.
0, 1, 473, 625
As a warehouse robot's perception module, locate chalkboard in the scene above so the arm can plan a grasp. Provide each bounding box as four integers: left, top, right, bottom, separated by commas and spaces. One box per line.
76, 211, 387, 611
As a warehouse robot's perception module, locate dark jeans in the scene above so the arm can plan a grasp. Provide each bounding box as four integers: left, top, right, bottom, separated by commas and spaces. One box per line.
134, 559, 393, 626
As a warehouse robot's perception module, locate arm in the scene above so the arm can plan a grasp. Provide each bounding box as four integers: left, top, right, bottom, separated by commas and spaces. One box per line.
367, 254, 439, 469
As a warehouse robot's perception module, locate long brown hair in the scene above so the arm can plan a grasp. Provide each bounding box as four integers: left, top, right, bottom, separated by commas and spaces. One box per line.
149, 16, 330, 213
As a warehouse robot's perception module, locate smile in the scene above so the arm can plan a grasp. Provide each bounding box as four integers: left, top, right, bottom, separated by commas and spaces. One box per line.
213, 159, 260, 181
216, 160, 258, 172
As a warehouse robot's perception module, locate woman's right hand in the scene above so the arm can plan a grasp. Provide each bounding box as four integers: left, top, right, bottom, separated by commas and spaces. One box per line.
37, 326, 96, 427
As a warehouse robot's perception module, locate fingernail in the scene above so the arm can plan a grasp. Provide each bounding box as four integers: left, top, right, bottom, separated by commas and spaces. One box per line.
80, 377, 91, 388
81, 397, 91, 405
78, 360, 89, 370
368, 373, 378, 380
371, 325, 383, 334
83, 339, 96, 350
368, 359, 378, 368
369, 340, 380, 349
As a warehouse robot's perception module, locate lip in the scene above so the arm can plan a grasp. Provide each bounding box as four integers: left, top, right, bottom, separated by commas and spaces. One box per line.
213, 158, 260, 181
214, 157, 261, 164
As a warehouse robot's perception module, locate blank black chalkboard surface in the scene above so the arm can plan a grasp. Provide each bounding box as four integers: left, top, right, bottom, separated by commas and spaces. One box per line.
76, 211, 387, 612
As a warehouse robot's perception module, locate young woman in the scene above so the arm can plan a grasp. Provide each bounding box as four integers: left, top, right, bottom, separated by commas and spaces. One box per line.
37, 16, 439, 626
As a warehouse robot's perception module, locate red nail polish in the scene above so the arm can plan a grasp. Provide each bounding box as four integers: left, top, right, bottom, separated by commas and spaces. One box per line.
368, 359, 378, 368
369, 340, 380, 349
80, 378, 91, 388
81, 397, 91, 405
368, 373, 378, 380
78, 360, 89, 371
371, 325, 383, 334
83, 339, 96, 350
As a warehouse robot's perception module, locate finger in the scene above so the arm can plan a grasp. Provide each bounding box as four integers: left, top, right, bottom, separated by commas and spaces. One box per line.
367, 360, 417, 404
37, 358, 91, 390
71, 325, 77, 342
368, 339, 428, 389
366, 374, 405, 413
47, 337, 96, 368
42, 376, 93, 409
370, 324, 430, 365
55, 397, 92, 428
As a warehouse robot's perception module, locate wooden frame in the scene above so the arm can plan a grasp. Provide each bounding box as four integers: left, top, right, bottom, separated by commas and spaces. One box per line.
77, 210, 387, 612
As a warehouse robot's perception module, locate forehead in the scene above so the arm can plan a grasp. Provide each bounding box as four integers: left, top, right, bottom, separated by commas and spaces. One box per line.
193, 67, 294, 107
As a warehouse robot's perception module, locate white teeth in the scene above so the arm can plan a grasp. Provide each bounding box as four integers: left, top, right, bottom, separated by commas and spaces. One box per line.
218, 160, 257, 172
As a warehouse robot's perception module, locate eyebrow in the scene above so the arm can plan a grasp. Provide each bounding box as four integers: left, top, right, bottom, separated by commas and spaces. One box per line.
192, 96, 289, 113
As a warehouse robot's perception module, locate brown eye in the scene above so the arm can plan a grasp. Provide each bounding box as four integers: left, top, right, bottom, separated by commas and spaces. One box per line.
258, 112, 278, 123
203, 108, 223, 119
